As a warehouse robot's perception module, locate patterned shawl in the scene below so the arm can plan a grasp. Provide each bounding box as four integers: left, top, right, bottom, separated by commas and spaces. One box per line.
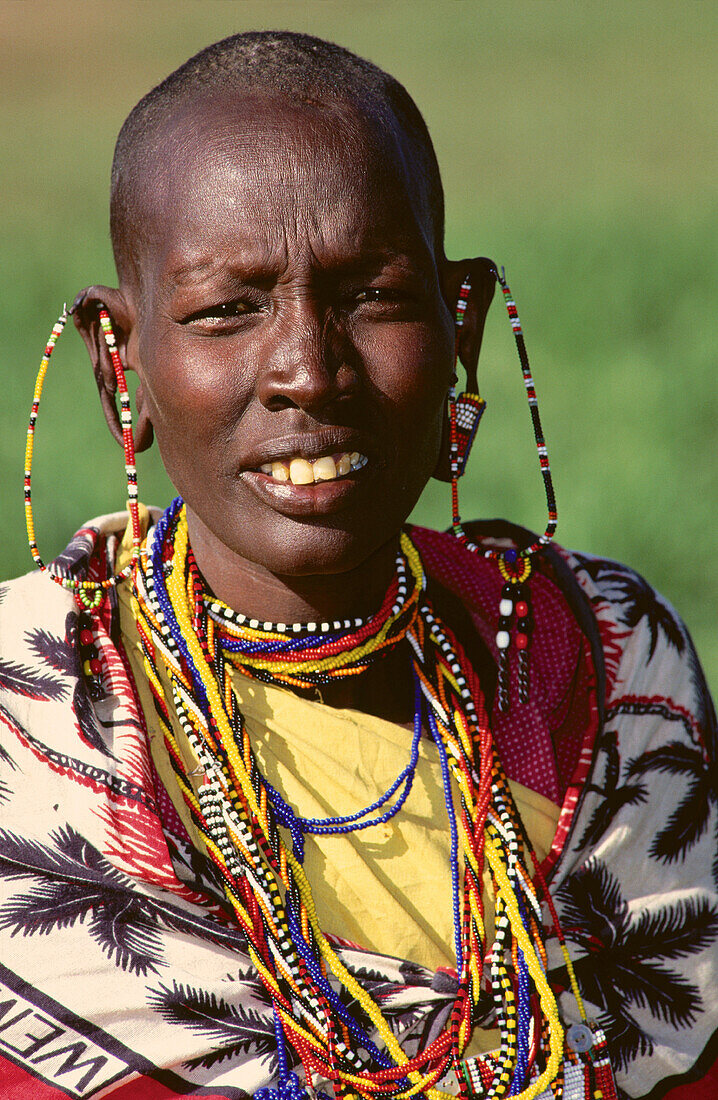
0, 511, 715, 1100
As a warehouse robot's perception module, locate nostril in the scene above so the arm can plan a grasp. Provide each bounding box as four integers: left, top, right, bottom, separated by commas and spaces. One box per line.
258, 357, 347, 414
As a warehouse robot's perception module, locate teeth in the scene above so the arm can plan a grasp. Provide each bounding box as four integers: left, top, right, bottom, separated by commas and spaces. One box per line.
312, 455, 337, 481
260, 451, 367, 483
289, 458, 314, 485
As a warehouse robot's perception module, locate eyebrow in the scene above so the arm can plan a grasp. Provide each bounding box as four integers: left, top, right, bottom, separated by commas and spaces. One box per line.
164, 246, 423, 290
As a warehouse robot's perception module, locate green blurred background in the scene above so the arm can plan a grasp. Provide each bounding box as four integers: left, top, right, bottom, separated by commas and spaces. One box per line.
1, 1, 715, 693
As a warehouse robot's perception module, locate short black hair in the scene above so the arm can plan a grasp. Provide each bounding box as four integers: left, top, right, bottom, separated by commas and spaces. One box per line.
110, 31, 445, 286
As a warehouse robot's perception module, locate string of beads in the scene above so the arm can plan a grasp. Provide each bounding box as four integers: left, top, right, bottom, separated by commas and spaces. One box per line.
262, 675, 424, 864
24, 305, 143, 607
24, 292, 608, 1095
450, 268, 557, 561
130, 499, 576, 1100
449, 269, 557, 712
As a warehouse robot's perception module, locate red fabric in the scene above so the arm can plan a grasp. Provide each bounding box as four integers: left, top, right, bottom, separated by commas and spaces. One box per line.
413, 526, 600, 806
109, 1076, 235, 1098
0, 1057, 70, 1100
661, 1056, 718, 1098
0, 1053, 238, 1098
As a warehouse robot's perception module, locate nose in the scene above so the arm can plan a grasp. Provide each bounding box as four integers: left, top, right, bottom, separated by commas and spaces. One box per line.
257, 297, 354, 414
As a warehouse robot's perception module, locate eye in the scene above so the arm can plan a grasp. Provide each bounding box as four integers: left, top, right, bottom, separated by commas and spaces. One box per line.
185, 300, 257, 325
354, 288, 385, 304
346, 284, 417, 321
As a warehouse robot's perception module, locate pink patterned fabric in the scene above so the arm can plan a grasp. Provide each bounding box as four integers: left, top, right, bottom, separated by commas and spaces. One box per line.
414, 526, 599, 806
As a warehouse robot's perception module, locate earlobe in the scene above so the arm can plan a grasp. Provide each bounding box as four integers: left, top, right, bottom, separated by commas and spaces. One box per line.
72, 285, 154, 453
441, 256, 497, 390
432, 258, 496, 484
133, 384, 154, 452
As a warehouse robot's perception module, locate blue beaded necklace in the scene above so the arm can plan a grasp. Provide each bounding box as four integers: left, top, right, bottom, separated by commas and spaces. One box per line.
262, 674, 424, 863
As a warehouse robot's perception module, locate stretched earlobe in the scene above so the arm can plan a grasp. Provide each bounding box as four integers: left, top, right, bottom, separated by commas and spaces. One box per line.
441, 256, 497, 389
432, 259, 496, 483
72, 285, 154, 453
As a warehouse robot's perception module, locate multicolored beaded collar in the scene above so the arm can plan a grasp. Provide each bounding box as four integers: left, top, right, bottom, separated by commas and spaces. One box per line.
128, 498, 608, 1100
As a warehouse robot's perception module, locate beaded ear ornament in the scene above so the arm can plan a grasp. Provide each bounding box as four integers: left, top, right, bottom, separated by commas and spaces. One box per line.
24, 303, 143, 610
450, 268, 558, 711
448, 277, 487, 482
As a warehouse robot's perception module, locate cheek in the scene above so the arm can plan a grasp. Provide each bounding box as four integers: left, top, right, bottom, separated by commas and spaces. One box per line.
138, 332, 249, 452
357, 322, 452, 440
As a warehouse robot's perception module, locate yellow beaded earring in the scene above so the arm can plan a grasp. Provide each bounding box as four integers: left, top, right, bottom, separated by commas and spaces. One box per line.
24, 304, 143, 609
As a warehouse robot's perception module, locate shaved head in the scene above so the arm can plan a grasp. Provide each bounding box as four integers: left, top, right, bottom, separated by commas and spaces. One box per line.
110, 31, 445, 294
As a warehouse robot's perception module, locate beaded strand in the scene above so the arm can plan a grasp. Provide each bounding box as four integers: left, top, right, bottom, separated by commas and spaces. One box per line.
449, 269, 557, 713
131, 500, 571, 1100
449, 274, 487, 524
264, 674, 424, 864
24, 305, 142, 606
452, 269, 557, 562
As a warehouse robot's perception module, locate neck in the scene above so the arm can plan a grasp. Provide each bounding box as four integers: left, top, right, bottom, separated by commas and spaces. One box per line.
185, 507, 403, 625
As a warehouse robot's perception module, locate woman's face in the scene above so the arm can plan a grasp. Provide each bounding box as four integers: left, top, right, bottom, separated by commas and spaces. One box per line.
126, 93, 455, 582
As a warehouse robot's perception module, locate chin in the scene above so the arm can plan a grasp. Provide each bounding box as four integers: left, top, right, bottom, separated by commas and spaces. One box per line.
240, 516, 396, 579
181, 476, 421, 592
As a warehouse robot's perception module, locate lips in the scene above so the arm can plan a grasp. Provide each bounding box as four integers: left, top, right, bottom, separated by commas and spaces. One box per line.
237, 429, 377, 517
257, 451, 368, 485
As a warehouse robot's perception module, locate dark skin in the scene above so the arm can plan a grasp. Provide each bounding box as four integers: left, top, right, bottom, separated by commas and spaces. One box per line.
75, 91, 495, 724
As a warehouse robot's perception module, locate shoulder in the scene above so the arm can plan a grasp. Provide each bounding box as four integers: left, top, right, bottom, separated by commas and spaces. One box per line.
0, 511, 129, 720
414, 526, 718, 1096
411, 519, 715, 754
552, 543, 716, 759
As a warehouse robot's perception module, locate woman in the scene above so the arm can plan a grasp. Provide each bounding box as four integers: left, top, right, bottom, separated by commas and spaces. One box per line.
0, 31, 715, 1100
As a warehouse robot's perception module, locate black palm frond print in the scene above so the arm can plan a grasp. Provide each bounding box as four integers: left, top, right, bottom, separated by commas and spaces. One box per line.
554, 860, 718, 1070
0, 827, 164, 975
25, 615, 79, 677
0, 614, 81, 701
344, 963, 406, 1000
0, 743, 16, 770
26, 614, 116, 757
147, 980, 279, 1072
72, 679, 116, 758
685, 641, 718, 761
0, 658, 68, 701
166, 834, 233, 908
576, 729, 647, 850
0, 825, 250, 976
628, 741, 718, 878
575, 556, 685, 660
398, 959, 435, 988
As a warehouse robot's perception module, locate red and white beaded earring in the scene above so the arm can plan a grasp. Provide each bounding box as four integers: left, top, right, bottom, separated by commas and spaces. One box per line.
24, 303, 143, 610
448, 275, 487, 495
451, 267, 558, 711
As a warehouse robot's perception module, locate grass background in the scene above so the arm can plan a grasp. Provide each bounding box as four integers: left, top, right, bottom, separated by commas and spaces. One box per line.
1, 1, 715, 693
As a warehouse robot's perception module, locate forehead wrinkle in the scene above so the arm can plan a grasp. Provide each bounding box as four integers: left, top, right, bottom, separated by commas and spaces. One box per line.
126, 92, 436, 300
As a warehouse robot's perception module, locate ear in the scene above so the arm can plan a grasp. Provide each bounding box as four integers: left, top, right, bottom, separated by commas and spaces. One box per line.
440, 256, 497, 391
72, 285, 154, 453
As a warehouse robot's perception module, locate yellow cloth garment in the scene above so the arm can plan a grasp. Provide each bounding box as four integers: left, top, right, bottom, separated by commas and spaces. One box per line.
117, 547, 559, 976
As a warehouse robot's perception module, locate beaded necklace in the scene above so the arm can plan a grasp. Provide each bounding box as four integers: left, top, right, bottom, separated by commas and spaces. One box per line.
131, 498, 593, 1100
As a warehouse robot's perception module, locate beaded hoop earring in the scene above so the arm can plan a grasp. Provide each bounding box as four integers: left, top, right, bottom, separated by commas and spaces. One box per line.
24, 304, 143, 608
451, 267, 558, 711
